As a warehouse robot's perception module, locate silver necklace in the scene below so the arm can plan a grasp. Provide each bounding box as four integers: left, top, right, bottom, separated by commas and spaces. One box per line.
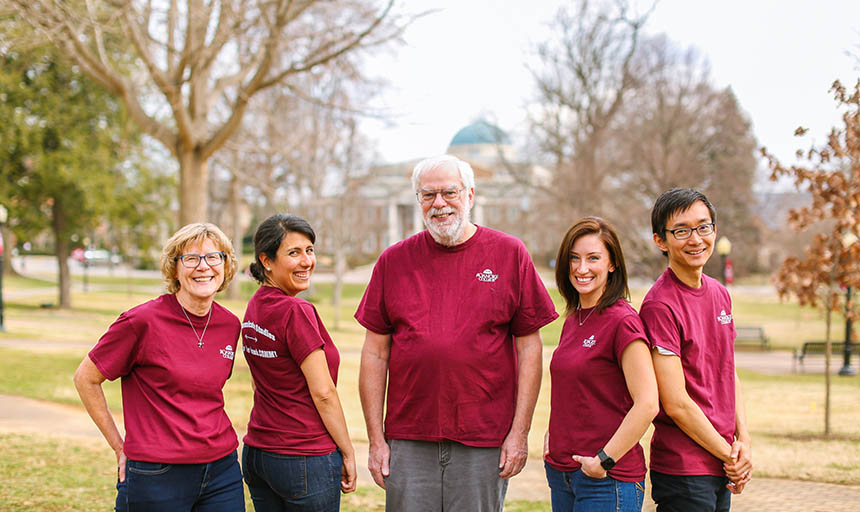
180, 305, 212, 349
577, 305, 596, 326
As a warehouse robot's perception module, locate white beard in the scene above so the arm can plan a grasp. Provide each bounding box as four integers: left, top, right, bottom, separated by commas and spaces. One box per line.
425, 205, 470, 246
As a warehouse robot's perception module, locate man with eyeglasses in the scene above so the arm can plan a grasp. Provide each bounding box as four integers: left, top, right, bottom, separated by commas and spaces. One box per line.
355, 154, 558, 511
639, 188, 752, 512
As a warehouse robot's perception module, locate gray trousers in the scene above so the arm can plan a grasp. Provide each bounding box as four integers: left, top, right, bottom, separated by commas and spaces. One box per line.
385, 439, 508, 512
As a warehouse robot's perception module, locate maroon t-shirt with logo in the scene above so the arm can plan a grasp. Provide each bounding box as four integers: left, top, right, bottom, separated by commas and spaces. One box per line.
639, 268, 737, 476
89, 294, 240, 464
354, 226, 559, 447
545, 299, 648, 481
242, 285, 340, 455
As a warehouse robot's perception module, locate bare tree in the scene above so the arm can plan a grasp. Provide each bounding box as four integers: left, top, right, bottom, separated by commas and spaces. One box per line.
761, 79, 860, 435
615, 35, 760, 275
321, 117, 379, 330
525, 0, 653, 222
4, 0, 406, 224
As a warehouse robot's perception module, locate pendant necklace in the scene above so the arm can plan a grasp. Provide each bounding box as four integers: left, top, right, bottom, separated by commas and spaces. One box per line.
577, 305, 596, 326
181, 305, 212, 349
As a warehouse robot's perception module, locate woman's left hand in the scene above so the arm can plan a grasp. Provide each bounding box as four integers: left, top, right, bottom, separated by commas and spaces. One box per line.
572, 454, 607, 479
341, 451, 357, 493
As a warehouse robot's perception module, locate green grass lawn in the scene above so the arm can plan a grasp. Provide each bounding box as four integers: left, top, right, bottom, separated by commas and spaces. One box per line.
0, 271, 858, 510
0, 431, 551, 511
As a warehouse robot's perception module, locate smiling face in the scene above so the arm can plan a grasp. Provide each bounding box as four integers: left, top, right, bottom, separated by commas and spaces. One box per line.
418, 163, 475, 246
174, 238, 225, 307
261, 231, 316, 297
654, 200, 716, 278
569, 233, 615, 309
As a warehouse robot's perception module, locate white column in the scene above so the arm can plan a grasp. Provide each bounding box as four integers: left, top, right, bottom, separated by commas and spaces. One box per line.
473, 196, 485, 226
412, 203, 423, 233
387, 198, 398, 247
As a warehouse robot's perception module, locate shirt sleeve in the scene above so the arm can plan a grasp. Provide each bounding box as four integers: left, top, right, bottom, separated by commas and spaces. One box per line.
354, 255, 393, 334
283, 302, 327, 366
612, 311, 649, 361
639, 301, 683, 355
88, 313, 140, 381
509, 244, 560, 337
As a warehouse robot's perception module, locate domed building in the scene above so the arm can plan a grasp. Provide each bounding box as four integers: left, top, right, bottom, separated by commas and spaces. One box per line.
305, 120, 555, 263
447, 120, 516, 163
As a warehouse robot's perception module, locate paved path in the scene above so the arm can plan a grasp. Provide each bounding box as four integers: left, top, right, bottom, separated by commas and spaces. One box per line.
3, 393, 860, 511
735, 349, 860, 375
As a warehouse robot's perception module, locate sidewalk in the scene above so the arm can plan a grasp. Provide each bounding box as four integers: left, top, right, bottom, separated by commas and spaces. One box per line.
735, 349, 860, 375
3, 393, 860, 511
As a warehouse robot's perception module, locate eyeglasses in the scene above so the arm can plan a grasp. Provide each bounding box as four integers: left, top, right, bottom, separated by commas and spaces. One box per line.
417, 187, 464, 204
665, 223, 715, 240
176, 251, 226, 268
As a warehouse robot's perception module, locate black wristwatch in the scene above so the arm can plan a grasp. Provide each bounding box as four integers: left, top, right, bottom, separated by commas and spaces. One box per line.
597, 449, 616, 471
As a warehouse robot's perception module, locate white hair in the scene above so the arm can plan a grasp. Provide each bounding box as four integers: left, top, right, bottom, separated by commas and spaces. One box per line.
411, 155, 475, 193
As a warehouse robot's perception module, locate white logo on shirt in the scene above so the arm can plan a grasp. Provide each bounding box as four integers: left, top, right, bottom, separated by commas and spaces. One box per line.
242, 321, 276, 341
476, 268, 499, 282
717, 309, 733, 325
582, 335, 597, 348
220, 345, 235, 360
243, 345, 278, 358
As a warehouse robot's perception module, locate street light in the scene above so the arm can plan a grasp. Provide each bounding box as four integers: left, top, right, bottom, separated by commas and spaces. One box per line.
716, 236, 732, 285
0, 204, 7, 332
839, 232, 858, 376
82, 236, 91, 293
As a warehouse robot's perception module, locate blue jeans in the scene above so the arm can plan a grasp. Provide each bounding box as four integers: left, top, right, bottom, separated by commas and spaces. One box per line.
650, 471, 731, 512
242, 444, 342, 512
545, 461, 644, 512
115, 450, 244, 512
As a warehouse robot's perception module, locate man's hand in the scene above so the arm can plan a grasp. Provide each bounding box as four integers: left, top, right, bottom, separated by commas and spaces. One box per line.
726, 471, 751, 494
571, 454, 607, 479
724, 439, 752, 494
498, 431, 528, 479
723, 439, 752, 479
367, 440, 390, 489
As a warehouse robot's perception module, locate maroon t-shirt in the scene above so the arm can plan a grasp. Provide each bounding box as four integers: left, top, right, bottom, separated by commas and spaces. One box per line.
354, 226, 559, 447
545, 299, 648, 481
89, 294, 240, 464
639, 268, 737, 476
242, 285, 340, 455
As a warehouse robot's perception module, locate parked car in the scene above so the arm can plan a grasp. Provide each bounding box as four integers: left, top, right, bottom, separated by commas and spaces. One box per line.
83, 249, 122, 266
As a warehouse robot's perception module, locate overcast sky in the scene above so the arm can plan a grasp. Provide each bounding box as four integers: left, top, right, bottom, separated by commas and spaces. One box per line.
361, 0, 860, 187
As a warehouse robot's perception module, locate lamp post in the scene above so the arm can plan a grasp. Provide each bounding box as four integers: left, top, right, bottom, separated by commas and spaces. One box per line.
0, 204, 7, 332
839, 232, 858, 376
82, 237, 90, 293
716, 236, 732, 285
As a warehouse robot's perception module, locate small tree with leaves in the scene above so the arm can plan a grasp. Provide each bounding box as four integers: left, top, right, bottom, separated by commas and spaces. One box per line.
761, 79, 860, 435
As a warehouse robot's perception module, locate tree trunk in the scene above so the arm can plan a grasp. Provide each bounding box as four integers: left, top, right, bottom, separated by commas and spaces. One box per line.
178, 147, 210, 225
1, 226, 19, 278
226, 173, 242, 300
332, 245, 345, 332
52, 197, 71, 309
824, 292, 832, 436
331, 197, 347, 331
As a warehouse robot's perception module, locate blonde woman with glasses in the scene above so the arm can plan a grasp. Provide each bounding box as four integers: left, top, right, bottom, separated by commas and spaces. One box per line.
74, 223, 244, 512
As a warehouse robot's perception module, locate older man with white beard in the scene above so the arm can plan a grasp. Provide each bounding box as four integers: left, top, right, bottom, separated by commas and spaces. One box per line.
355, 155, 558, 511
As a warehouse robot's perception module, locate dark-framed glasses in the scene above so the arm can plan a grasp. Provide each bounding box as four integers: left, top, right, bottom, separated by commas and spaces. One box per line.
176, 251, 226, 268
417, 187, 464, 204
665, 223, 715, 240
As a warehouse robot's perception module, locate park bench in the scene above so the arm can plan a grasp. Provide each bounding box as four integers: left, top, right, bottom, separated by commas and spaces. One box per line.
734, 326, 770, 350
793, 341, 860, 371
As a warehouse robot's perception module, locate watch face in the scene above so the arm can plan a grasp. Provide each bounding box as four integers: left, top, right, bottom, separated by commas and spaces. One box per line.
598, 450, 616, 470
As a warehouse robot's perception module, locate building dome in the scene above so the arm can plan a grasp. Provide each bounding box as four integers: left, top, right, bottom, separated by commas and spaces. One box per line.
449, 120, 512, 147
